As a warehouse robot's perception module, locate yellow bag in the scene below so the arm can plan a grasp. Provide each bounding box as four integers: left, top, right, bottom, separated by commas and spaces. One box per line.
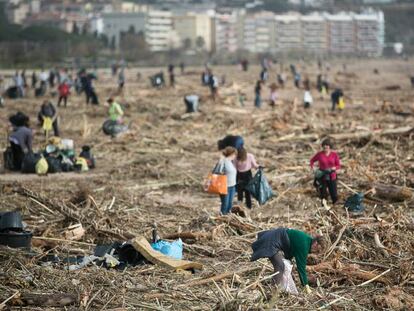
321, 86, 327, 96
76, 157, 89, 172
43, 117, 53, 132
338, 97, 345, 110
35, 156, 49, 175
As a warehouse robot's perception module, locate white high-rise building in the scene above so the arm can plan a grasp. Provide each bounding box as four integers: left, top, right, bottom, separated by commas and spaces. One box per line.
214, 10, 245, 53
146, 10, 177, 51
241, 11, 276, 53
301, 14, 328, 53
354, 10, 384, 56
173, 11, 215, 51
275, 14, 302, 52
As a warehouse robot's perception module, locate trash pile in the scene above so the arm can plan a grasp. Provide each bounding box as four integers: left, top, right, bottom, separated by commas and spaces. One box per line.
0, 60, 413, 310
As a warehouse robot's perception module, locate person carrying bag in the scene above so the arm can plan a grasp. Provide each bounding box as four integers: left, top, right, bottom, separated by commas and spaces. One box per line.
205, 147, 238, 215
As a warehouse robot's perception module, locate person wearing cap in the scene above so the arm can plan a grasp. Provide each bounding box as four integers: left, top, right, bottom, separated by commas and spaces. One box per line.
310, 139, 341, 204
107, 98, 123, 123
251, 228, 324, 294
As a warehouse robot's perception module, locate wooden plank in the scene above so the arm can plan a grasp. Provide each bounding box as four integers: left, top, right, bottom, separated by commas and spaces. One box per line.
131, 236, 203, 271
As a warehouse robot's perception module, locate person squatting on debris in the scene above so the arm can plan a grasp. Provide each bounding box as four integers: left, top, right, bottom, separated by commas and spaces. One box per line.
219, 147, 238, 215
38, 101, 59, 137
108, 98, 124, 123
8, 112, 33, 171
303, 89, 313, 109
236, 147, 259, 209
251, 227, 324, 294
310, 139, 341, 204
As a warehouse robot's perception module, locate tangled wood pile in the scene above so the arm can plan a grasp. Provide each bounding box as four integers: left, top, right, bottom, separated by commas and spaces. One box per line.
0, 59, 413, 310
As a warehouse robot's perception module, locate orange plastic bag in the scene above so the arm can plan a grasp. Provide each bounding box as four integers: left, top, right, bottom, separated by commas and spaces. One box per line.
205, 173, 228, 195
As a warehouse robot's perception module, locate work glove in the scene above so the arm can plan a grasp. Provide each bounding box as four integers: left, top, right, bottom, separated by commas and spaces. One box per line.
304, 285, 312, 294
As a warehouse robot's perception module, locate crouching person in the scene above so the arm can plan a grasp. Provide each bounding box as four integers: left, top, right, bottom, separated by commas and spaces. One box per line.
251, 227, 324, 294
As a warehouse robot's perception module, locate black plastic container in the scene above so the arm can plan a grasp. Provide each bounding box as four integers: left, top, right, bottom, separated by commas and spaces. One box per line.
0, 211, 24, 231
0, 231, 32, 249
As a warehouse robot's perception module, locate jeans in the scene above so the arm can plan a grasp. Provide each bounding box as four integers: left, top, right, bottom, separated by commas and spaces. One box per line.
58, 95, 67, 107
237, 170, 253, 209
269, 251, 285, 285
320, 179, 338, 203
220, 186, 236, 215
255, 94, 261, 108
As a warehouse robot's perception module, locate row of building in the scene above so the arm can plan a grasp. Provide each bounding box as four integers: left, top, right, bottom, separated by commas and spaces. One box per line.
6, 0, 385, 56
217, 9, 385, 56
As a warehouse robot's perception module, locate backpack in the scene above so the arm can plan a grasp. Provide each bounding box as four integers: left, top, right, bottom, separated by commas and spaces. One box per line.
46, 156, 62, 173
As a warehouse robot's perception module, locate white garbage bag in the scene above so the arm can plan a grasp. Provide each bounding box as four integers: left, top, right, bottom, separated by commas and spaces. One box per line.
280, 259, 298, 294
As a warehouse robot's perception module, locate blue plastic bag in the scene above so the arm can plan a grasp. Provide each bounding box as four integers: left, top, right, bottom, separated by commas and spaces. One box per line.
151, 239, 183, 260
344, 193, 365, 212
245, 168, 275, 205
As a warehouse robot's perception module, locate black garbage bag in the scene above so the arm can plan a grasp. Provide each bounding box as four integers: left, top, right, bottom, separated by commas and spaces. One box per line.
3, 147, 15, 170
102, 120, 128, 137
245, 168, 274, 205
46, 156, 62, 173
21, 153, 41, 174
6, 87, 18, 99
344, 193, 364, 212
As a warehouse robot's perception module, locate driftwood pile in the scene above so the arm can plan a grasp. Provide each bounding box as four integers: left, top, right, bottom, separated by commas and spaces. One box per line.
0, 59, 413, 310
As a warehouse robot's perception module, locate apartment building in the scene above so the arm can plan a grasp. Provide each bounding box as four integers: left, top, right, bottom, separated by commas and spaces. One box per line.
173, 12, 214, 51
6, 2, 30, 24
214, 10, 244, 53
301, 14, 328, 53
146, 10, 177, 51
327, 14, 355, 54
354, 11, 384, 56
275, 14, 302, 52
241, 11, 276, 53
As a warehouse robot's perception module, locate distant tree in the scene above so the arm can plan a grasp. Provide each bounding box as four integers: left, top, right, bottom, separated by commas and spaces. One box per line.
128, 25, 135, 34
136, 31, 147, 51
195, 36, 205, 50
183, 38, 192, 50
110, 36, 116, 51
72, 22, 79, 35
81, 24, 88, 35
262, 0, 292, 12
100, 34, 109, 47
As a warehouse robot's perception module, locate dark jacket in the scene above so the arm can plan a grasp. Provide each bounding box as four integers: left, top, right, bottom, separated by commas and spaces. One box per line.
251, 228, 313, 286
217, 135, 244, 151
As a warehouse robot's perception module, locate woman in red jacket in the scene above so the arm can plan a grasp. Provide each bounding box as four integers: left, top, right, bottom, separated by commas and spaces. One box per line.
58, 80, 70, 108
310, 139, 341, 204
